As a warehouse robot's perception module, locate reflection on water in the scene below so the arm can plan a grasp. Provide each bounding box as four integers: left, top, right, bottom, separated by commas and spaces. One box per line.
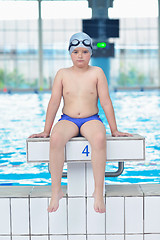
0, 91, 160, 185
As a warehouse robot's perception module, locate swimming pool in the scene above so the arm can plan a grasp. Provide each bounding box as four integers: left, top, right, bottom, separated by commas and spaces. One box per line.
0, 90, 160, 185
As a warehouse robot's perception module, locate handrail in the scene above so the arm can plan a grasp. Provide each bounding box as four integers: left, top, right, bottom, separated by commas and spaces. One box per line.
60, 162, 124, 178
105, 162, 124, 177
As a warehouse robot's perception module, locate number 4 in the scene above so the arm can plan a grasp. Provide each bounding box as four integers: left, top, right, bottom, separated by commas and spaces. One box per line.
82, 145, 90, 157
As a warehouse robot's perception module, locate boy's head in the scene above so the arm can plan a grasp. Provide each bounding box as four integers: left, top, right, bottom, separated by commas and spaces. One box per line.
68, 32, 92, 56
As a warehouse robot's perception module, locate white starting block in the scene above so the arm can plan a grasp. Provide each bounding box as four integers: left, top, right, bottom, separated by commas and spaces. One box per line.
26, 134, 145, 197
26, 134, 145, 163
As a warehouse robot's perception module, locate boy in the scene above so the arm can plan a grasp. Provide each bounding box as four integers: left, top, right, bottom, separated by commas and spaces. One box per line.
29, 32, 132, 213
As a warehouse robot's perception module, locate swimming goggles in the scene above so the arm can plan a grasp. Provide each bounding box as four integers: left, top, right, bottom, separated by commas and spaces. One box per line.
68, 39, 92, 51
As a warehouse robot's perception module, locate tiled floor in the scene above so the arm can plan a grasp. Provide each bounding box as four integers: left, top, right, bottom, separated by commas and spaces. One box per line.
0, 184, 160, 240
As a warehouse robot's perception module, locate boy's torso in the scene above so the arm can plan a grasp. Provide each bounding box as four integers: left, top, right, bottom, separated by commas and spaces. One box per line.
61, 66, 99, 118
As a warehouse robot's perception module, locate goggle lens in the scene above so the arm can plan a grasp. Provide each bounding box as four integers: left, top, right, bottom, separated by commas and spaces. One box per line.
83, 39, 90, 46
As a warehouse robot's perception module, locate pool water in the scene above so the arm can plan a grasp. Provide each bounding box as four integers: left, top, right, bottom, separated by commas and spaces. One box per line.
0, 91, 160, 185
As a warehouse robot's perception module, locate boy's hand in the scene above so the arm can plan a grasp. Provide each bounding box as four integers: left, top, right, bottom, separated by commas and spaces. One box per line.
112, 130, 133, 137
28, 131, 49, 138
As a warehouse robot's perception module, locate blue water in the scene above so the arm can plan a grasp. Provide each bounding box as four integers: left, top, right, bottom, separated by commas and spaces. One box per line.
0, 90, 160, 185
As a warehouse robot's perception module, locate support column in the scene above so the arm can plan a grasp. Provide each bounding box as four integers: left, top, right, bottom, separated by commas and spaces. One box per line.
158, 0, 160, 87
88, 0, 114, 85
91, 57, 110, 83
38, 0, 43, 90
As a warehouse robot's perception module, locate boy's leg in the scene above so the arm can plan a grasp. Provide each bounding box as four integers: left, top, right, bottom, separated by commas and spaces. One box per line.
80, 120, 106, 213
48, 120, 79, 212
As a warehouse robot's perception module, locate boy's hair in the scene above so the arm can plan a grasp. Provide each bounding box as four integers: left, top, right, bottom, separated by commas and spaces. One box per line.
68, 32, 92, 55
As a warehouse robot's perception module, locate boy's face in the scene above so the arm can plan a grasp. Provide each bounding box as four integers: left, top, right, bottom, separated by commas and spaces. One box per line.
71, 47, 91, 68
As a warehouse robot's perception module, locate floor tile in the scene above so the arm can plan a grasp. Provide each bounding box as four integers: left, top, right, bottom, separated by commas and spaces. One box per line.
49, 198, 67, 234
0, 198, 10, 234
144, 196, 160, 233
68, 236, 86, 240
106, 197, 124, 234
125, 235, 143, 240
11, 198, 29, 235
68, 198, 86, 234
30, 198, 48, 234
106, 235, 124, 240
87, 198, 105, 234
125, 197, 143, 233
50, 236, 67, 240
144, 234, 160, 240
88, 235, 105, 239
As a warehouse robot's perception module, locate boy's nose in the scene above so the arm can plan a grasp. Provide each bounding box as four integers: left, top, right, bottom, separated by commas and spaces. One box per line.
78, 52, 82, 58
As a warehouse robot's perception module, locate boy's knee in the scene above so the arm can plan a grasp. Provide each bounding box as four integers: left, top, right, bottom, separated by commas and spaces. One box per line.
50, 132, 65, 149
92, 132, 106, 150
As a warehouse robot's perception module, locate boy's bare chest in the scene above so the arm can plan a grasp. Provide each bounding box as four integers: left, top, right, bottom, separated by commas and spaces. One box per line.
62, 76, 97, 96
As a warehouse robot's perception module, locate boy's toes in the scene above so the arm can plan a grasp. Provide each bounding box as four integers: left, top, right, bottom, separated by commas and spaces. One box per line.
94, 207, 99, 213
47, 206, 53, 212
48, 200, 59, 213
48, 205, 58, 213
99, 208, 106, 213
94, 199, 106, 213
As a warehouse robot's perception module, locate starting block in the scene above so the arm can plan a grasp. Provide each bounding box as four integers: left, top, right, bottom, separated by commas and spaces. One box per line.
26, 134, 145, 181
26, 134, 145, 163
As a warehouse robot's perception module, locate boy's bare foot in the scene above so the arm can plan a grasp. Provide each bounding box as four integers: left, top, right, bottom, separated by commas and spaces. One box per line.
48, 189, 64, 213
93, 192, 106, 213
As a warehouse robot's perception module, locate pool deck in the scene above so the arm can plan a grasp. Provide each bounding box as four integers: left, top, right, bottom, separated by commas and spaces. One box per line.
0, 183, 160, 240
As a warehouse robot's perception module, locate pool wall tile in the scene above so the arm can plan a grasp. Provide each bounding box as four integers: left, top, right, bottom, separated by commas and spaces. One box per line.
0, 237, 11, 240
86, 163, 94, 196
49, 198, 67, 234
125, 197, 143, 234
0, 198, 10, 234
11, 198, 29, 235
31, 236, 48, 240
105, 235, 124, 240
50, 236, 68, 240
68, 198, 86, 234
30, 198, 48, 234
88, 235, 105, 239
144, 196, 160, 233
144, 234, 160, 240
125, 235, 143, 240
68, 235, 86, 240
87, 197, 105, 234
0, 184, 160, 239
106, 197, 124, 234
68, 163, 86, 196
12, 237, 30, 240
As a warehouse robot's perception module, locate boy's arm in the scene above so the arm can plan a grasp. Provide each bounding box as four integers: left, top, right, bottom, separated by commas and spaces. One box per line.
97, 67, 132, 137
29, 69, 63, 138
43, 69, 63, 135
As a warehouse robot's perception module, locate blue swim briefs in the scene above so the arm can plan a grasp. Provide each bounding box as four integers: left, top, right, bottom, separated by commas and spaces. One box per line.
58, 113, 103, 130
